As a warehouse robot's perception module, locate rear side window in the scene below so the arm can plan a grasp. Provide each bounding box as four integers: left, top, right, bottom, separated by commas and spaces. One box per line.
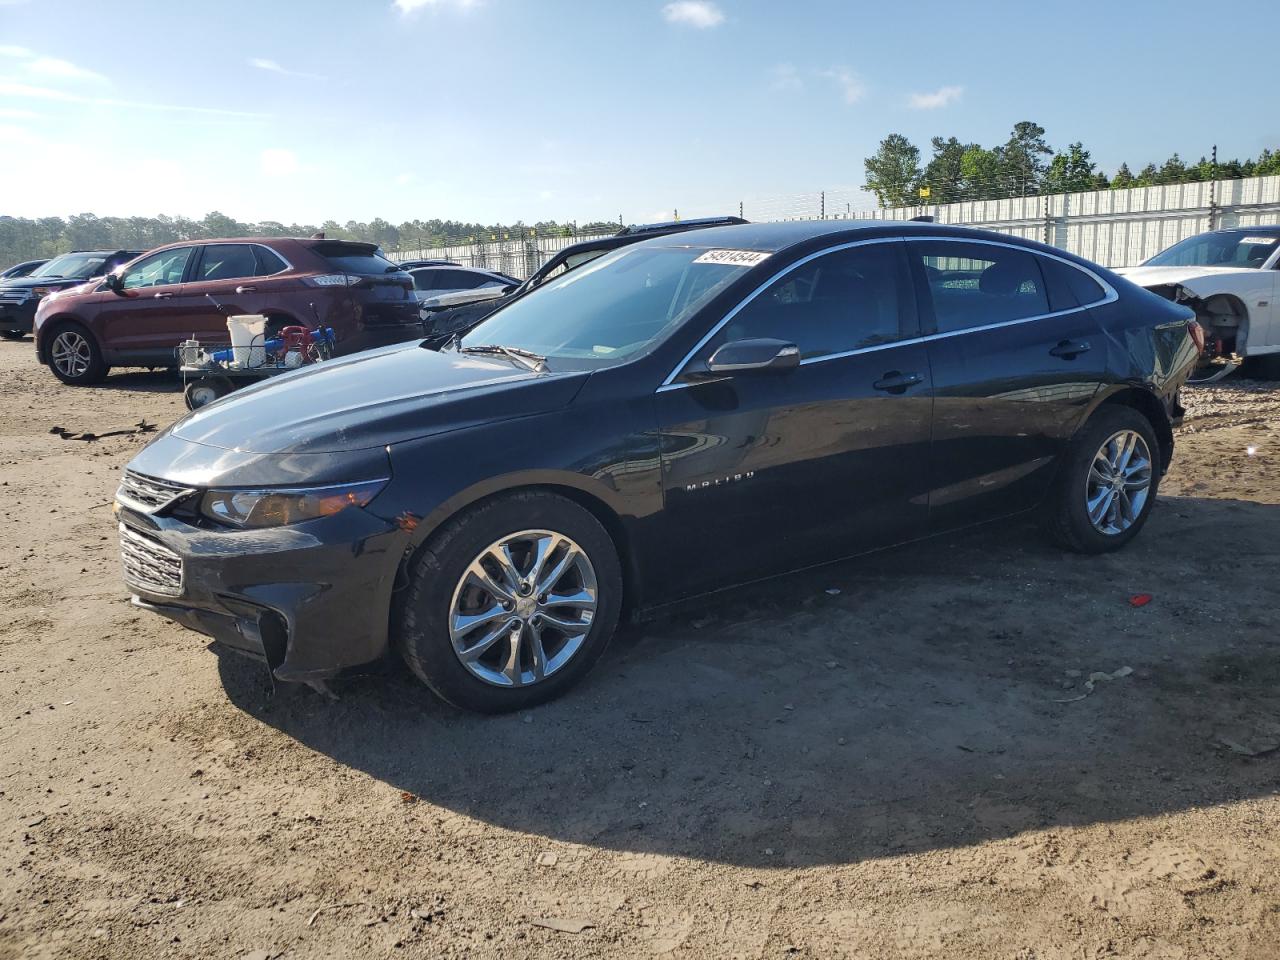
197, 244, 259, 282
911, 240, 1049, 333
312, 242, 403, 276
410, 269, 440, 291
254, 246, 288, 275
708, 242, 911, 360
1038, 255, 1107, 310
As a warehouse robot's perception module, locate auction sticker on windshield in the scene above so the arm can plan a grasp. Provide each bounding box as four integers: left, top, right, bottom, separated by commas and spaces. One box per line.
693, 249, 772, 267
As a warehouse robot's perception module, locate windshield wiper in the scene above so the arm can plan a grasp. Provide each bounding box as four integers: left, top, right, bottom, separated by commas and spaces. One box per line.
459, 343, 548, 373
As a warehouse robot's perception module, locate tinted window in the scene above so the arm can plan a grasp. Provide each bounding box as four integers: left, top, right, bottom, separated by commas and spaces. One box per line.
459, 245, 747, 370
410, 269, 440, 291
120, 247, 194, 289
912, 241, 1049, 333
710, 242, 909, 360
312, 242, 403, 276
1038, 255, 1107, 310
254, 246, 288, 274
1145, 230, 1279, 269
197, 244, 259, 282
435, 269, 500, 290
30, 253, 108, 280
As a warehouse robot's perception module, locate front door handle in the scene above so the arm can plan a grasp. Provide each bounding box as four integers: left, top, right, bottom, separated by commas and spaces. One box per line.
1050, 339, 1091, 359
235, 285, 257, 294
153, 292, 173, 299
872, 370, 924, 394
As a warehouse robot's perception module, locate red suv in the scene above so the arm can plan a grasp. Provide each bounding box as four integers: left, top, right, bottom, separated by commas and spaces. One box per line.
34, 237, 421, 385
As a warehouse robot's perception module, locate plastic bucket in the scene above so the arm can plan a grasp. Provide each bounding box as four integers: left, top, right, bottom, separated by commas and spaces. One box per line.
226, 315, 268, 368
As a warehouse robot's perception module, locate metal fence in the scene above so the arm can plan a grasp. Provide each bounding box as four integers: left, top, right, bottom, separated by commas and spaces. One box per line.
391, 175, 1280, 276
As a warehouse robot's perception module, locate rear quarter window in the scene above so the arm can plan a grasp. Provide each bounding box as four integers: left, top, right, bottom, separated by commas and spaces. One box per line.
1038, 255, 1107, 310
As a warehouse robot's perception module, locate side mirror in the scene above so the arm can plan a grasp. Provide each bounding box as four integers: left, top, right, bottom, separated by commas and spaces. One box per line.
104, 272, 124, 294
704, 338, 800, 375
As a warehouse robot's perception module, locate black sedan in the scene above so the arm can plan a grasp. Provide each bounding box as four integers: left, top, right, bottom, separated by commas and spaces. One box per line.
115, 221, 1200, 712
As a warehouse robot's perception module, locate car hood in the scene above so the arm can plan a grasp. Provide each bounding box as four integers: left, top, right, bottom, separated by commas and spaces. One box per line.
0, 275, 93, 292
1112, 265, 1253, 294
169, 341, 591, 454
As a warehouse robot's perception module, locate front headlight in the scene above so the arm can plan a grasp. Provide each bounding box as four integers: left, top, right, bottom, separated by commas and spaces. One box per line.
198, 479, 388, 529
30, 286, 56, 297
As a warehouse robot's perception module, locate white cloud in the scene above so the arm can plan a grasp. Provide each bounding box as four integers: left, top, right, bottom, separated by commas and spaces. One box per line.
0, 106, 36, 118
823, 67, 865, 105
0, 45, 33, 58
260, 148, 300, 177
27, 56, 107, 83
769, 63, 802, 92
662, 1, 725, 28
394, 0, 481, 13
249, 57, 323, 80
908, 85, 963, 109
395, 172, 414, 186
537, 189, 553, 201
0, 79, 268, 118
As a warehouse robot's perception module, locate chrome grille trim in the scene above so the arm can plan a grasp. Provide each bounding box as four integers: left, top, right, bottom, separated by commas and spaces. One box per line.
116, 470, 197, 515
119, 523, 183, 596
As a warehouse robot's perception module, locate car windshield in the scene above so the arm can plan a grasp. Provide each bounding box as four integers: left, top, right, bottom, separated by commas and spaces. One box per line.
457, 245, 754, 370
1144, 231, 1279, 269
29, 253, 107, 279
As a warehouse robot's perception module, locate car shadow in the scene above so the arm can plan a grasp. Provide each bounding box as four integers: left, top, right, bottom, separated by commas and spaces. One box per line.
96, 369, 183, 394
216, 494, 1280, 868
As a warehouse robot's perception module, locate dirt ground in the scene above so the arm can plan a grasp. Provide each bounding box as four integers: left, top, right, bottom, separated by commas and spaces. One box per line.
1, 340, 1277, 960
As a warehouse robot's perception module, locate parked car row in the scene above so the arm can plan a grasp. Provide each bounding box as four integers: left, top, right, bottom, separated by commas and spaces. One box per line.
0, 250, 141, 340
111, 219, 1203, 712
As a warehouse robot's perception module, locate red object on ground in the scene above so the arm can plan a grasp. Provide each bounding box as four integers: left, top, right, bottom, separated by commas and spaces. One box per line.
1129, 593, 1153, 607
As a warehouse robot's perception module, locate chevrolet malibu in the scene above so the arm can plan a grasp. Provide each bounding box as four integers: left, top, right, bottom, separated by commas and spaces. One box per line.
115, 221, 1201, 712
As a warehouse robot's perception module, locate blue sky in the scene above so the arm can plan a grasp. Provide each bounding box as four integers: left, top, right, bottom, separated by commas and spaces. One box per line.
1, 0, 1275, 226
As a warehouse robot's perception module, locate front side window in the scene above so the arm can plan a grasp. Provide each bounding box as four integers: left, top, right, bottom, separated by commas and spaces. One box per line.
120, 247, 194, 290
1145, 230, 1279, 269
702, 242, 911, 361
458, 244, 750, 370
197, 244, 259, 282
911, 241, 1050, 333
30, 253, 108, 280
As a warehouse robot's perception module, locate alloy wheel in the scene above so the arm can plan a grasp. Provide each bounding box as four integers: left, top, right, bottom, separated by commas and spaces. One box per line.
1086, 429, 1153, 535
448, 529, 598, 688
51, 330, 92, 379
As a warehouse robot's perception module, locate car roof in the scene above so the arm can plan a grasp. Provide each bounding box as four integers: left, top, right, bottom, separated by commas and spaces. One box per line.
1205, 225, 1280, 235
633, 219, 1075, 253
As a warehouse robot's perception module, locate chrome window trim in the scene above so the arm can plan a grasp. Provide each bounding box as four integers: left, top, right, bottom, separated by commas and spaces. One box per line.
656, 234, 1119, 392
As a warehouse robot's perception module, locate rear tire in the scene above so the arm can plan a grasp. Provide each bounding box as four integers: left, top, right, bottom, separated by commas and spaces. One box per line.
46, 322, 108, 385
1047, 405, 1161, 554
396, 491, 623, 713
0, 330, 25, 341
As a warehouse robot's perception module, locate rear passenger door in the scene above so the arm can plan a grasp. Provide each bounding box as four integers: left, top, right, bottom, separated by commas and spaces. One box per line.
178, 244, 287, 338
908, 238, 1110, 531
654, 240, 934, 598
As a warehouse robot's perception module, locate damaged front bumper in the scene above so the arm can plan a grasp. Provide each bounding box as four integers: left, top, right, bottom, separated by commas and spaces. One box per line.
117, 504, 410, 683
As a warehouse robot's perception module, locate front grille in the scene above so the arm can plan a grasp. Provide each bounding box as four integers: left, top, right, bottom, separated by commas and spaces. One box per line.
119, 523, 183, 596
116, 470, 197, 514
0, 290, 28, 304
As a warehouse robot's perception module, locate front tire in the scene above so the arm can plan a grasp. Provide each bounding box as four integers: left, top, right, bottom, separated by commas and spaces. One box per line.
396, 491, 623, 713
46, 322, 108, 385
1047, 406, 1161, 554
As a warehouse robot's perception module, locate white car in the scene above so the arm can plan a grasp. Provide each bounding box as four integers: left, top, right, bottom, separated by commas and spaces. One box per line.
408, 265, 516, 313
1114, 227, 1280, 382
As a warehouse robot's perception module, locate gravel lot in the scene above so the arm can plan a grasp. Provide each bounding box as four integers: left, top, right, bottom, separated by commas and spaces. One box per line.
1, 341, 1278, 960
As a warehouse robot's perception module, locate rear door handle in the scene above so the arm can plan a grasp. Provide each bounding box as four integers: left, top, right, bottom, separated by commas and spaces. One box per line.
153, 292, 173, 299
235, 285, 257, 294
1050, 339, 1091, 359
872, 371, 924, 394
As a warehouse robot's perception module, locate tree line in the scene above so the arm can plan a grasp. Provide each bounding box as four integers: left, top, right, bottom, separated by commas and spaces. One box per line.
0, 212, 622, 271
863, 122, 1280, 207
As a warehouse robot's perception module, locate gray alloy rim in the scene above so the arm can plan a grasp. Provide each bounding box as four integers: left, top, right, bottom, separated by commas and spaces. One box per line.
448, 529, 598, 688
51, 330, 91, 379
1086, 429, 1153, 535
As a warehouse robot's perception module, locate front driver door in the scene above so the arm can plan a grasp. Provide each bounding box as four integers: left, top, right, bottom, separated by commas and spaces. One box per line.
96, 246, 197, 361
653, 239, 934, 600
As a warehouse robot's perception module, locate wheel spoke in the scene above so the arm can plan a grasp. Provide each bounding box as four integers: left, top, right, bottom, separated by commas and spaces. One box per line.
544, 587, 595, 610
536, 543, 579, 595
528, 624, 547, 681
539, 612, 590, 636
494, 544, 523, 590
1115, 433, 1138, 473
465, 566, 514, 605
1088, 489, 1115, 525
500, 622, 524, 686
526, 534, 560, 587
451, 603, 509, 638
456, 620, 510, 662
